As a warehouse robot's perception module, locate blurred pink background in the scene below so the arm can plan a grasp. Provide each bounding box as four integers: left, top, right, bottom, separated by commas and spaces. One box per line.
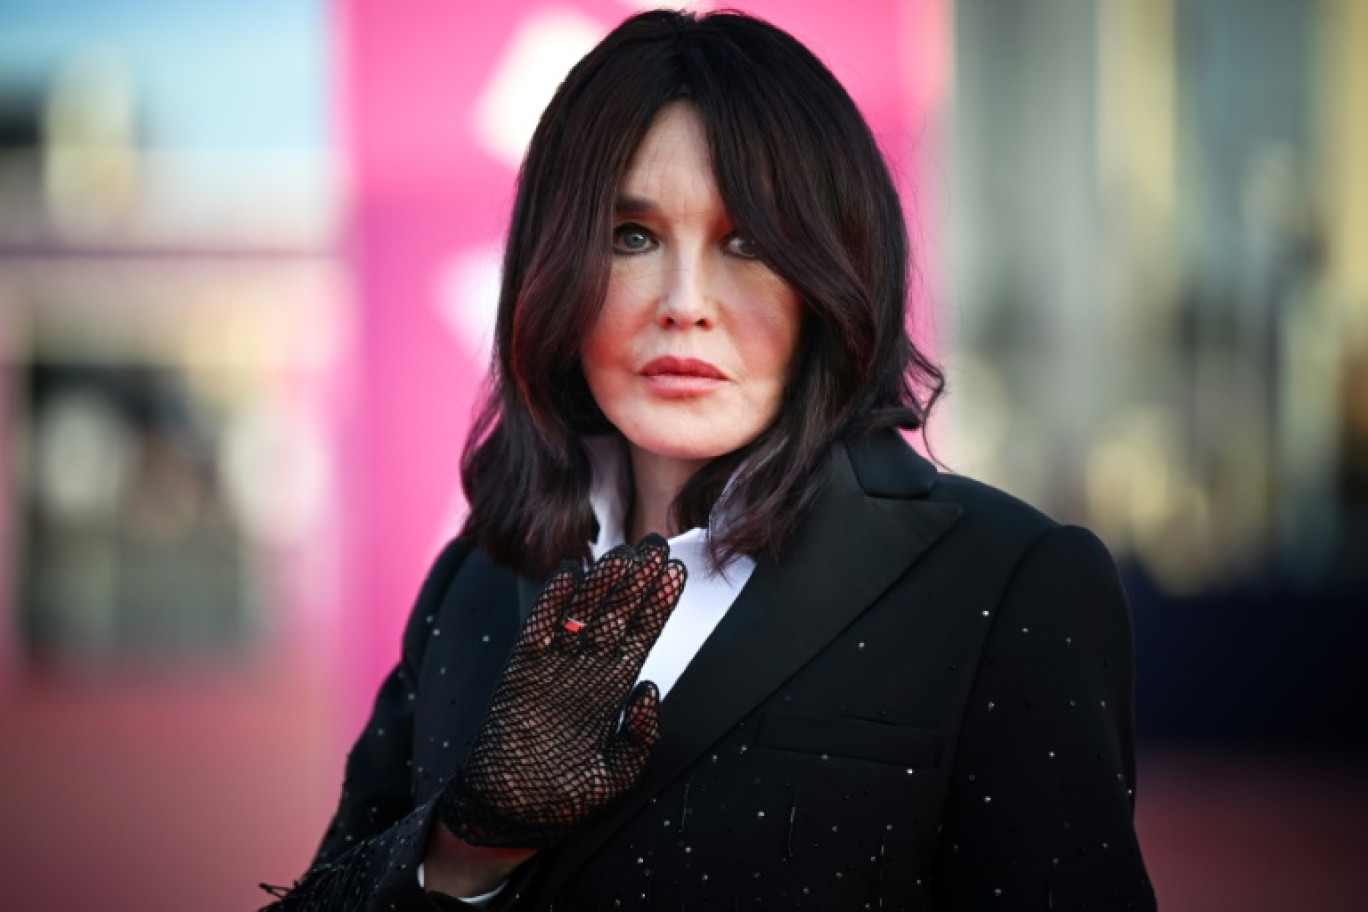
0, 1, 1364, 909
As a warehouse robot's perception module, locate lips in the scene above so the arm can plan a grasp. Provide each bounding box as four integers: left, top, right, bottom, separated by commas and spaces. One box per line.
640, 356, 727, 380
638, 356, 728, 397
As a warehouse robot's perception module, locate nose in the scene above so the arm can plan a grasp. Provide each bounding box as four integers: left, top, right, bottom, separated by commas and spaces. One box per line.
656, 252, 715, 329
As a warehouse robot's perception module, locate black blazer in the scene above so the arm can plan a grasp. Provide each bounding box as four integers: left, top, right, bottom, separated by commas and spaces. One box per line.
268, 431, 1156, 910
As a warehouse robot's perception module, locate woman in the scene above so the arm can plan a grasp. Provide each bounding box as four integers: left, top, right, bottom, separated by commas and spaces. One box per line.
265, 10, 1155, 910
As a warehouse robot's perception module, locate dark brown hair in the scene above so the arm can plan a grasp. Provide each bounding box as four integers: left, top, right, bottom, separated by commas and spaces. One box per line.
461, 9, 943, 576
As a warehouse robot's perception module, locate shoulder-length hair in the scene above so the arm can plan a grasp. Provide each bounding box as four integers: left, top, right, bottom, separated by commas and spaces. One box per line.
461, 9, 943, 577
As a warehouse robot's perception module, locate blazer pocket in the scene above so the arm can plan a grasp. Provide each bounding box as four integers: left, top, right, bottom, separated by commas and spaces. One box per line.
756, 710, 943, 767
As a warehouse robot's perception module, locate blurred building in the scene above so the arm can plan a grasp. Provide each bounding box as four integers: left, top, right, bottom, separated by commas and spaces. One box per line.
0, 1, 343, 682
944, 0, 1368, 747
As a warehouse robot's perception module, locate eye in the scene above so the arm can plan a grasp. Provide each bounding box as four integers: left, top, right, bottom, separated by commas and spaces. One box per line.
723, 232, 761, 260
612, 223, 656, 254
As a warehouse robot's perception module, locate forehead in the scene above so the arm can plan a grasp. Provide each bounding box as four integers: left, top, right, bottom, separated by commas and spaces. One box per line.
618, 101, 718, 201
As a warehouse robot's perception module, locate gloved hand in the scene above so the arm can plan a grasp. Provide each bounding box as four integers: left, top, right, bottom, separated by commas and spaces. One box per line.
439, 534, 686, 849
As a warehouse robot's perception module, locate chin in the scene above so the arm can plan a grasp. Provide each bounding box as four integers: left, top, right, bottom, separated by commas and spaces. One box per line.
626, 435, 733, 464
621, 420, 769, 466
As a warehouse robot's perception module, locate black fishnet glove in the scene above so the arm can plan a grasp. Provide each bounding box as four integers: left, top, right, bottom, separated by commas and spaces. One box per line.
439, 534, 687, 849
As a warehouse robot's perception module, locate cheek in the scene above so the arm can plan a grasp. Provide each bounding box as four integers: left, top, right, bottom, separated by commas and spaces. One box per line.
745, 290, 804, 388
584, 273, 648, 368
580, 324, 608, 381
581, 305, 628, 381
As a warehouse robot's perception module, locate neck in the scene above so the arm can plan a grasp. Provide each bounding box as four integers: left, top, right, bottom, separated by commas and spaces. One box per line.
625, 445, 707, 543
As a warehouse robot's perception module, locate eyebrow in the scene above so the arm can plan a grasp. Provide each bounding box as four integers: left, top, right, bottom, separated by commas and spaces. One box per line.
613, 194, 656, 216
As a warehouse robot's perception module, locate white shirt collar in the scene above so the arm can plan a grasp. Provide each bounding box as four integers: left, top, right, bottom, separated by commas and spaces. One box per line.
584, 435, 634, 559
583, 435, 744, 583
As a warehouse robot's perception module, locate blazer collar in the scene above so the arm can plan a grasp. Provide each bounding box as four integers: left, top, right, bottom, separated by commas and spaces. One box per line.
540, 430, 962, 887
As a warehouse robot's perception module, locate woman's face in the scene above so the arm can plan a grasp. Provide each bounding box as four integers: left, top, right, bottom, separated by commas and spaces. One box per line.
581, 102, 803, 473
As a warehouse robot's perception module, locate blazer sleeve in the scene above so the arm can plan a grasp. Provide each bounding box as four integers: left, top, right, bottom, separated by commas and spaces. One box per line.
262, 535, 490, 911
933, 524, 1157, 910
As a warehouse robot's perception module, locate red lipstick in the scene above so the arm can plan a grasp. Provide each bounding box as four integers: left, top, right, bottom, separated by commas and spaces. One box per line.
641, 356, 727, 380
640, 356, 728, 396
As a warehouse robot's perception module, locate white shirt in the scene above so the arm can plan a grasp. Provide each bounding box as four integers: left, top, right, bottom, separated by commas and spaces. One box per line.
425, 436, 755, 903
583, 435, 756, 700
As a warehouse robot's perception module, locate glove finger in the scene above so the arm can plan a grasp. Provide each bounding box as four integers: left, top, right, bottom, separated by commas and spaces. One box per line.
604, 679, 661, 784
632, 532, 669, 565
621, 558, 686, 660
555, 545, 633, 649
523, 561, 581, 649
585, 535, 669, 651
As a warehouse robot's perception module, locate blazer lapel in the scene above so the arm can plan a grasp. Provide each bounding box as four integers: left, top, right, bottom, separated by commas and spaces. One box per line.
541, 433, 962, 887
